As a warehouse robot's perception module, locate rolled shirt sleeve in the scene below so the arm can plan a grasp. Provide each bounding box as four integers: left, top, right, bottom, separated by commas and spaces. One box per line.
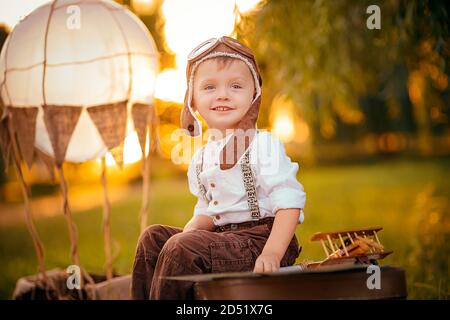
257, 133, 306, 223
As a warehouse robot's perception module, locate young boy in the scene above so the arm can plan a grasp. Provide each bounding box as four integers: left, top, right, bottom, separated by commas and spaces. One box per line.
131, 36, 306, 300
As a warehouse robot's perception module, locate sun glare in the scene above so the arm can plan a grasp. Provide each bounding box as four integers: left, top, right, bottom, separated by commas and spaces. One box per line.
155, 0, 262, 103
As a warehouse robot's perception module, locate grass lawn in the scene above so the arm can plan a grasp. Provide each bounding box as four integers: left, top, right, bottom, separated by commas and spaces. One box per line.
0, 157, 449, 299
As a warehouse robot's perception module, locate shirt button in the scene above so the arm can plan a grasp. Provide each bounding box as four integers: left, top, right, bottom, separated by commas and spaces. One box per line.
213, 200, 218, 205
210, 183, 215, 188
215, 215, 221, 220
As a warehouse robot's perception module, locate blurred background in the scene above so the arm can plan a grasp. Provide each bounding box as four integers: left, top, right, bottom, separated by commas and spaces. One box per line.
0, 0, 448, 299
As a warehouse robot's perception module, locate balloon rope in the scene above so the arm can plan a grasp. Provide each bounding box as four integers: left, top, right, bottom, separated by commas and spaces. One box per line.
7, 115, 48, 284
101, 157, 113, 281
102, 2, 133, 100
56, 165, 95, 294
41, 0, 57, 106
139, 122, 153, 234
56, 166, 80, 272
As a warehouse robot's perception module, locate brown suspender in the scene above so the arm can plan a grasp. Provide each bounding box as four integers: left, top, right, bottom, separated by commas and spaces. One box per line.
240, 149, 261, 220
195, 147, 208, 202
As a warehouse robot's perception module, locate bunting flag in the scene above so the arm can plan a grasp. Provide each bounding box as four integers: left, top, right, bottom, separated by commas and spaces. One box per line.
43, 105, 82, 167
34, 148, 55, 181
150, 104, 160, 152
132, 103, 153, 156
87, 101, 127, 168
9, 107, 39, 169
110, 142, 124, 169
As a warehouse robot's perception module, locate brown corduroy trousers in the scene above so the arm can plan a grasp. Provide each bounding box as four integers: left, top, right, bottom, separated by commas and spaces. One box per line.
131, 217, 301, 300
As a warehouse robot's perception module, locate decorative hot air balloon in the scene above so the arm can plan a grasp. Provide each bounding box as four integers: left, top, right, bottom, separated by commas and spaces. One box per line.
0, 0, 159, 292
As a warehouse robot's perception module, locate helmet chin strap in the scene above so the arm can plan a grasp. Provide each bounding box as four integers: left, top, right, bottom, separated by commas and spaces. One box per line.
219, 93, 260, 170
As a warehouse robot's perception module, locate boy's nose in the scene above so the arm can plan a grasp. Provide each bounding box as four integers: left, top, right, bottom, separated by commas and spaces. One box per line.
216, 87, 230, 100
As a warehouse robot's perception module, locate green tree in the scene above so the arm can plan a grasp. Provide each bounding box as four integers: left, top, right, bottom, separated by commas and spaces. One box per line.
237, 0, 449, 155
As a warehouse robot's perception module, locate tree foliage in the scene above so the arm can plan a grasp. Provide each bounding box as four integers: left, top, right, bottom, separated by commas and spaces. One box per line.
237, 0, 449, 144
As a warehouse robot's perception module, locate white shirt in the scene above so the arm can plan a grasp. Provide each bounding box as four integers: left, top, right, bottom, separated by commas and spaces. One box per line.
187, 130, 306, 226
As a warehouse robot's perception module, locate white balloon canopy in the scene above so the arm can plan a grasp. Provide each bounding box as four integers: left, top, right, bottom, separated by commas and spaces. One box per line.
0, 0, 159, 166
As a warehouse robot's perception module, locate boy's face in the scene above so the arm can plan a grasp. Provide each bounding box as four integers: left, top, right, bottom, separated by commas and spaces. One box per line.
192, 59, 255, 136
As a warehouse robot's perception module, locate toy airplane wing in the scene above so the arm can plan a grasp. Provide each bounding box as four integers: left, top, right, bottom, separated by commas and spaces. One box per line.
310, 227, 383, 242
307, 227, 392, 268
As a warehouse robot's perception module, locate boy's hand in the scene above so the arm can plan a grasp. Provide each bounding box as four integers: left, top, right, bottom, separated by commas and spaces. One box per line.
253, 208, 301, 273
253, 251, 281, 273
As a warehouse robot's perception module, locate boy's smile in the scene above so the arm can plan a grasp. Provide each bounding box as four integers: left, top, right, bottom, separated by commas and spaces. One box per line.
192, 58, 256, 137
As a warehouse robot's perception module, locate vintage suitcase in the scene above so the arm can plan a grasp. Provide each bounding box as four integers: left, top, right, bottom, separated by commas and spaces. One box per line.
166, 227, 407, 300
167, 264, 407, 300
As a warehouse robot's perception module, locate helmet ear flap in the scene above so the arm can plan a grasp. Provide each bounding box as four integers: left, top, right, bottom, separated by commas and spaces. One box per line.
180, 105, 201, 136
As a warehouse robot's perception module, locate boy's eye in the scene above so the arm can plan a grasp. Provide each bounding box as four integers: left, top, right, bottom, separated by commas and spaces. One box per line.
232, 84, 242, 89
204, 85, 215, 90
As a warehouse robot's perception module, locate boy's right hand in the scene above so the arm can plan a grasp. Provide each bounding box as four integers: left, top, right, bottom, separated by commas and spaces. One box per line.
183, 215, 216, 232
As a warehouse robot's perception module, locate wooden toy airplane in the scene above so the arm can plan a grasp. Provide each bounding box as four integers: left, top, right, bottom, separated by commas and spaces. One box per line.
304, 227, 393, 269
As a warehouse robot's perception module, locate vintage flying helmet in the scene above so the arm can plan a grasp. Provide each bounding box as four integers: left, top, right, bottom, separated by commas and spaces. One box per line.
181, 36, 263, 170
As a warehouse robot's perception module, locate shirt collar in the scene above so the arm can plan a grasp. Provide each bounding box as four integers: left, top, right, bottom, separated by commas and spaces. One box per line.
206, 129, 260, 144
207, 131, 234, 144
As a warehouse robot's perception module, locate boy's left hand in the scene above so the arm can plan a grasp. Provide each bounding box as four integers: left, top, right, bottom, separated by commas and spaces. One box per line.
253, 252, 281, 273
